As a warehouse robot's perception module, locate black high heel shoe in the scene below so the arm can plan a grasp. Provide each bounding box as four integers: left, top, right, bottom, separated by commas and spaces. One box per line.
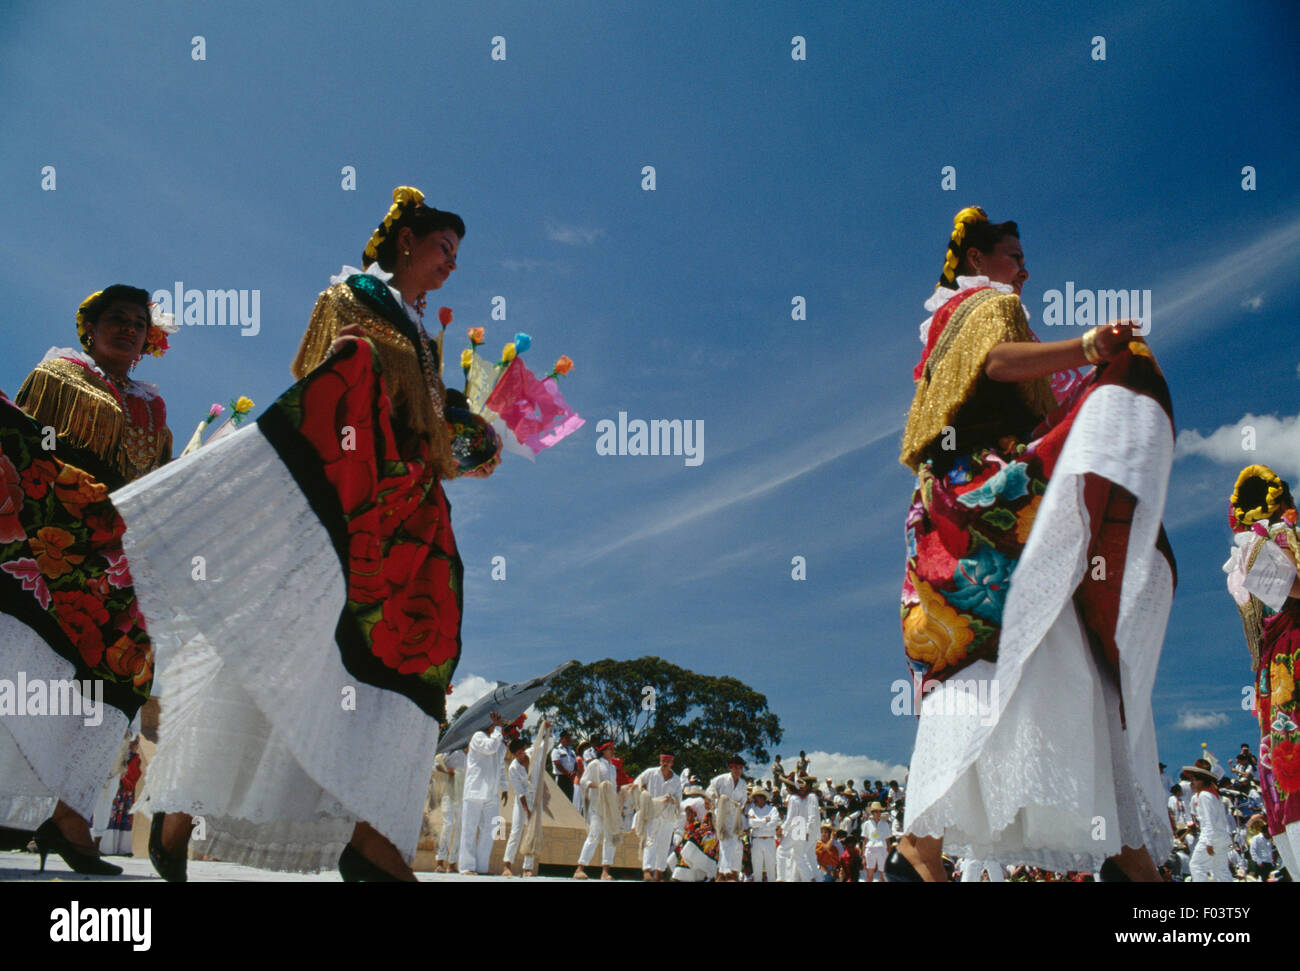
338, 844, 406, 882
148, 812, 188, 882
33, 819, 123, 876
884, 849, 924, 882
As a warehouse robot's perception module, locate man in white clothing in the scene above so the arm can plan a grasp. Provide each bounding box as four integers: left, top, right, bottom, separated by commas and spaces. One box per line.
502, 739, 537, 877
746, 786, 779, 882
433, 747, 467, 873
1185, 764, 1233, 883
708, 756, 749, 881
781, 773, 820, 882
861, 801, 890, 882
634, 753, 682, 881
574, 739, 625, 880
458, 712, 507, 875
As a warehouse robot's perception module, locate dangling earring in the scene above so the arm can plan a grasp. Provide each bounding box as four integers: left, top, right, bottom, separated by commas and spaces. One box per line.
404, 249, 411, 269
85, 333, 94, 350
130, 354, 141, 374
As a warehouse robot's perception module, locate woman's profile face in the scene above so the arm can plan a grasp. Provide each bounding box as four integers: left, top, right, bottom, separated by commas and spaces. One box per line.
969, 236, 1028, 294
408, 228, 460, 291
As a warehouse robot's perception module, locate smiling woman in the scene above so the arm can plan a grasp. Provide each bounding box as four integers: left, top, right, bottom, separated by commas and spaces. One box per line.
14, 286, 174, 489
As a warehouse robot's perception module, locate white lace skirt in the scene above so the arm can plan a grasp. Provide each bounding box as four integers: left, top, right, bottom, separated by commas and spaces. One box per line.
113, 424, 440, 873
0, 613, 129, 827
903, 605, 1166, 871
903, 381, 1176, 872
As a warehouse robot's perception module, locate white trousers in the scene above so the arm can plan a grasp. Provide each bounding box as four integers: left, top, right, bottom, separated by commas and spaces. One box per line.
458, 797, 499, 874
782, 839, 816, 881
717, 835, 743, 875
750, 836, 776, 880
435, 799, 460, 862
578, 812, 616, 866
503, 799, 535, 871
641, 814, 675, 872
1190, 843, 1233, 883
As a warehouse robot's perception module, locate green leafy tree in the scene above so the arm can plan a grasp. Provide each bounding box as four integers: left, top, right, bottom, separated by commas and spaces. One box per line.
535, 657, 782, 780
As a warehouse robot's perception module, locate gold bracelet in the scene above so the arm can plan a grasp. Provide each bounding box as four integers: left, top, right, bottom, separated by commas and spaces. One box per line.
1081, 326, 1103, 365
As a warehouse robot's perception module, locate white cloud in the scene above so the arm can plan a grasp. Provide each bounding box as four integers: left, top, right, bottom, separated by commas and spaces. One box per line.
546, 222, 605, 245
1242, 295, 1264, 312
1175, 411, 1300, 483
445, 673, 497, 715
1174, 711, 1230, 731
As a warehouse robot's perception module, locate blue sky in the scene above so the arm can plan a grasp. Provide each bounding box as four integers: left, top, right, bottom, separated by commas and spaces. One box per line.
1, 0, 1297, 782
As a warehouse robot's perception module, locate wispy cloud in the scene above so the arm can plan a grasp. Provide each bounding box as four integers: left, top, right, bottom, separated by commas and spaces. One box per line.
1174, 711, 1230, 731
1175, 411, 1300, 482
546, 222, 605, 245
570, 415, 901, 566
771, 750, 910, 785
1154, 214, 1300, 347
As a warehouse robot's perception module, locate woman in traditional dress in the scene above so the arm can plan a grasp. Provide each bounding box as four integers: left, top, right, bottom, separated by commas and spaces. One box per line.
16, 285, 173, 488
1223, 464, 1300, 877
0, 284, 169, 873
121, 186, 499, 881
892, 207, 1177, 881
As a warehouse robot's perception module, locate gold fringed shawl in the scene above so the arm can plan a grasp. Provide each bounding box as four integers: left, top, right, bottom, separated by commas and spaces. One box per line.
292, 283, 456, 478
15, 359, 172, 481
899, 290, 1057, 471
1238, 527, 1300, 671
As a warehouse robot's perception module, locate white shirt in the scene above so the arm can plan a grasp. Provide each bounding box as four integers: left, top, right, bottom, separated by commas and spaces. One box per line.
581, 756, 615, 791
635, 767, 682, 802
783, 793, 819, 841
708, 773, 747, 807
1193, 789, 1230, 851
746, 802, 779, 838
862, 814, 890, 848
463, 727, 505, 801
1249, 832, 1275, 865
508, 758, 535, 808
551, 744, 576, 777
1168, 793, 1189, 826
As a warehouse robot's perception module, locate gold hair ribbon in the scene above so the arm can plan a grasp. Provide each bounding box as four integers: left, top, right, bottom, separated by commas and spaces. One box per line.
941, 206, 989, 282
1231, 464, 1286, 527
362, 185, 427, 268
75, 290, 105, 346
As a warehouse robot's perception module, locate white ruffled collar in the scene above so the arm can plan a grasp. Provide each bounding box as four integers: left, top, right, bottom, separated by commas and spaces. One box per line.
40, 346, 161, 399
331, 263, 423, 328
919, 276, 1026, 345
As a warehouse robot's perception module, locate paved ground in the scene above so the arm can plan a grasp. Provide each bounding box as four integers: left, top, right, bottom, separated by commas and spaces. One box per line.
0, 849, 590, 882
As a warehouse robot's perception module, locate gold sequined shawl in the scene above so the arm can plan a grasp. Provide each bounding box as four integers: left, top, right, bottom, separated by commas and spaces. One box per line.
291, 283, 455, 477
14, 358, 172, 482
899, 290, 1058, 471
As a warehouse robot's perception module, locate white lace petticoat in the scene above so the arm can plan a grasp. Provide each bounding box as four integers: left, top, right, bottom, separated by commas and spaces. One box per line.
114, 424, 440, 873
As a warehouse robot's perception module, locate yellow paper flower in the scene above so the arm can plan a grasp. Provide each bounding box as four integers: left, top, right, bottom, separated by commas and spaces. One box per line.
233, 396, 254, 414
502, 343, 516, 363
460, 349, 474, 369
903, 574, 975, 676
1271, 660, 1294, 709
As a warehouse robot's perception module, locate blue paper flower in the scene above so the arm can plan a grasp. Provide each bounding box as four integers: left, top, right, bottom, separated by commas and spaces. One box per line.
513, 332, 532, 354
956, 461, 1030, 509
